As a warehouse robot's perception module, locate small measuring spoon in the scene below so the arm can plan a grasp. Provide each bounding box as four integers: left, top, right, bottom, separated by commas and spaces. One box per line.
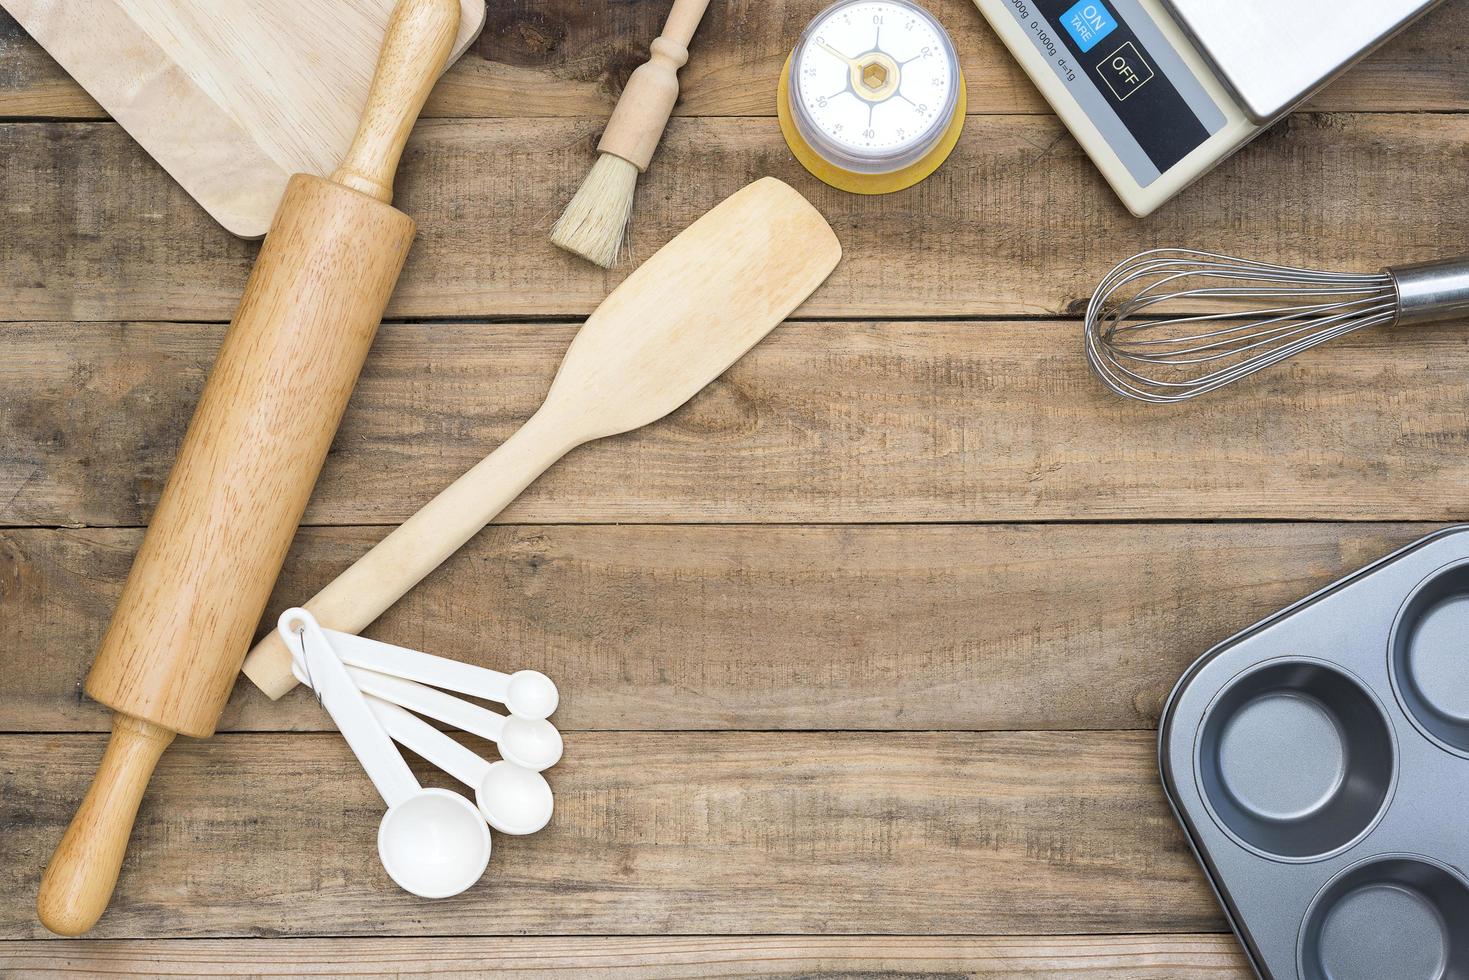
367, 696, 555, 835
346, 665, 564, 771
279, 608, 490, 898
321, 628, 559, 720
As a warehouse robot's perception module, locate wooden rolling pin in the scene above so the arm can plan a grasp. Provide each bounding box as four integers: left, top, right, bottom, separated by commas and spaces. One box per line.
242, 177, 842, 698
36, 0, 461, 937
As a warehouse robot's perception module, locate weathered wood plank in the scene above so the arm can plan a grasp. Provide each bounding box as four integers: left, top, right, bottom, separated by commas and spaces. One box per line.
4, 113, 1469, 322
4, 320, 1469, 527
0, 934, 1254, 977
0, 12, 101, 117
3, 0, 1466, 119
460, 0, 1469, 117
0, 731, 1221, 938
0, 523, 1433, 734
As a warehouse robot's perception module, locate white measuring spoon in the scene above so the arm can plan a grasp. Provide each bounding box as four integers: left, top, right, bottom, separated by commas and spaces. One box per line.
279, 608, 490, 898
320, 628, 559, 720
367, 696, 555, 835
345, 665, 564, 771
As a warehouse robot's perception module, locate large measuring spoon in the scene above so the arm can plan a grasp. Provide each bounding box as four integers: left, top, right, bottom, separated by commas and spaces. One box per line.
319, 628, 558, 719
279, 609, 490, 898
346, 665, 564, 771
368, 696, 554, 835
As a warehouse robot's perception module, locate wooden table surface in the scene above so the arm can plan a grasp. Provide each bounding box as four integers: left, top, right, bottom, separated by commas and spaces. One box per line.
2, 0, 1467, 975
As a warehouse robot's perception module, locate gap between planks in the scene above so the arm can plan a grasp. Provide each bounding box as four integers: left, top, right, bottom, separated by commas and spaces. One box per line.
1, 0, 1465, 119
0, 522, 1442, 733
0, 934, 1255, 977
2, 731, 1225, 939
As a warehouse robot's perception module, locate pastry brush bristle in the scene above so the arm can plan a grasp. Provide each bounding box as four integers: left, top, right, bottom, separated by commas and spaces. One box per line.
551, 153, 639, 268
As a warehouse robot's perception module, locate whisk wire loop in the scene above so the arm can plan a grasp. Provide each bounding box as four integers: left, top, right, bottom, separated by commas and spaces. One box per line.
1084, 248, 1400, 404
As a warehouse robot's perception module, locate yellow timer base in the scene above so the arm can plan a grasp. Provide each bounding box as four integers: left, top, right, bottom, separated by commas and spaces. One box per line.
778, 1, 966, 194
777, 51, 966, 195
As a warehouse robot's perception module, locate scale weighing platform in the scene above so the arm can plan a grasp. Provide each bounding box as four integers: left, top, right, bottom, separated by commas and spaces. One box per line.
971, 0, 1443, 215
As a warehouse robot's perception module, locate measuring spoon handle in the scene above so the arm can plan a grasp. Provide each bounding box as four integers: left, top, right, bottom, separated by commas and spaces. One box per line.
367, 696, 491, 789
279, 610, 420, 809
347, 665, 507, 741
325, 629, 513, 702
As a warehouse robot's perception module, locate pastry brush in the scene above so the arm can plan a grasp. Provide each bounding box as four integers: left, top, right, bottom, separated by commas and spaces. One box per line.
551, 0, 710, 267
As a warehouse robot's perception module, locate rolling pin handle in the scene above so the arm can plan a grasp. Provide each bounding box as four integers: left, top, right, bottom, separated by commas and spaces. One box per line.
330, 0, 461, 203
36, 715, 175, 936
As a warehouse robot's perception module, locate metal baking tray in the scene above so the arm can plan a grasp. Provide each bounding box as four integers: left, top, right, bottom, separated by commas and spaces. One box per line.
1160, 525, 1469, 980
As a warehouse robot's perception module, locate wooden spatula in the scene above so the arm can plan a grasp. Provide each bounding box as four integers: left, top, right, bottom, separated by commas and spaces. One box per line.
242, 176, 842, 697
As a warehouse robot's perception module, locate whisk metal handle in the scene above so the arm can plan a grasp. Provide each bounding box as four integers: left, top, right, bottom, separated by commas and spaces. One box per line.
1389, 258, 1469, 326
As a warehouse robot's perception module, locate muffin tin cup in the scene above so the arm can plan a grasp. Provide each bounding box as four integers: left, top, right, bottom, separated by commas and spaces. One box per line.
1160, 526, 1469, 979
1196, 658, 1397, 863
1389, 559, 1469, 757
1298, 854, 1469, 980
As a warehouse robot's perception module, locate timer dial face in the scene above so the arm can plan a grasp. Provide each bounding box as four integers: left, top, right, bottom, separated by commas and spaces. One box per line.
792, 0, 958, 168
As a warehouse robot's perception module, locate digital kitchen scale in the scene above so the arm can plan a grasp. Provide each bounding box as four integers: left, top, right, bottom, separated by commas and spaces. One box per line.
971, 0, 1444, 216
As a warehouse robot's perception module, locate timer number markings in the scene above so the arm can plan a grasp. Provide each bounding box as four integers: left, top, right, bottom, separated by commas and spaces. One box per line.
796, 2, 954, 157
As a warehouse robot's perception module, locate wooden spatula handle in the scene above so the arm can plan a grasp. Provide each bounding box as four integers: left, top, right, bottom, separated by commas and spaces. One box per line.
242, 178, 841, 700
597, 0, 711, 171
331, 0, 461, 203
37, 716, 174, 936
242, 410, 577, 699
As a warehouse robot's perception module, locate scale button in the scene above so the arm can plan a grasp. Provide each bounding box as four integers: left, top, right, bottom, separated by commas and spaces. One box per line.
1060, 0, 1117, 53
1097, 41, 1155, 101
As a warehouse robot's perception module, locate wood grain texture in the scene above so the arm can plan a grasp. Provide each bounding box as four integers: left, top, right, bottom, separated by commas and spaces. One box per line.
5, 113, 1469, 322
34, 170, 417, 936
0, 934, 1254, 977
33, 716, 172, 936
30, 0, 464, 914
330, 0, 463, 205
242, 177, 841, 697
380, 0, 1469, 117
83, 178, 413, 737
594, 0, 708, 170
3, 0, 1463, 963
4, 0, 1467, 120
0, 731, 1221, 939
0, 10, 104, 117
0, 0, 483, 236
0, 523, 1436, 734
4, 320, 1469, 528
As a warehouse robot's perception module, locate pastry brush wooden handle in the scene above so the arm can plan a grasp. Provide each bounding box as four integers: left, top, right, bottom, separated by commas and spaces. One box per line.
597, 0, 711, 171
331, 0, 461, 203
659, 0, 711, 48
37, 716, 174, 936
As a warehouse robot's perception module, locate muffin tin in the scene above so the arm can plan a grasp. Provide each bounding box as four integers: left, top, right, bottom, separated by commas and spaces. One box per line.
1160, 526, 1469, 980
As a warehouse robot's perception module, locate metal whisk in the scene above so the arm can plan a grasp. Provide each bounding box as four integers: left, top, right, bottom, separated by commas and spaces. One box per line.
1083, 249, 1469, 404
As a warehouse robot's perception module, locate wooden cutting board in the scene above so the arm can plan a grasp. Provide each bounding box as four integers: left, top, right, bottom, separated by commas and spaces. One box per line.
3, 0, 485, 237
